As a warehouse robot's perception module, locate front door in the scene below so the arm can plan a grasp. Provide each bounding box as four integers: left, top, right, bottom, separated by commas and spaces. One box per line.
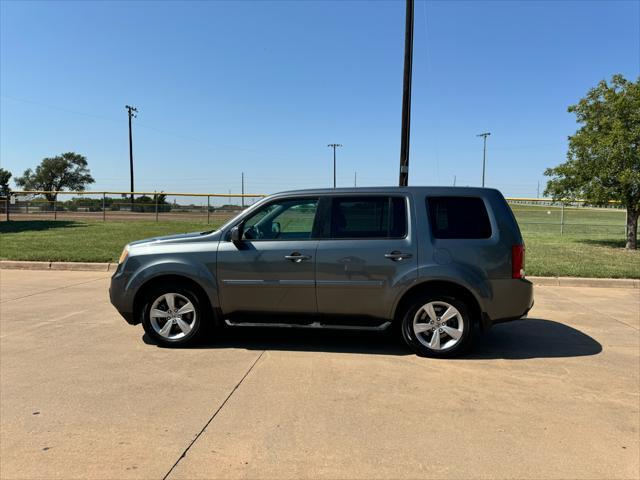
315, 195, 417, 321
217, 197, 319, 320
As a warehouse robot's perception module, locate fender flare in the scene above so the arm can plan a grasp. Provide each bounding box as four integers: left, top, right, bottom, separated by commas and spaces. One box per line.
390, 266, 491, 320
126, 258, 220, 311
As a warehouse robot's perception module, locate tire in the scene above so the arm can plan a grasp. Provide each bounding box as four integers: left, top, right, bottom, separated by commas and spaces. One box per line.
141, 282, 208, 347
401, 293, 473, 358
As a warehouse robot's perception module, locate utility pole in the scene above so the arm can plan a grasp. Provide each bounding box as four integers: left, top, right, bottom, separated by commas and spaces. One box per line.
327, 144, 342, 188
476, 132, 491, 187
453, 175, 457, 186
241, 172, 245, 208
354, 171, 357, 188
537, 181, 540, 198
398, 0, 414, 187
125, 105, 138, 209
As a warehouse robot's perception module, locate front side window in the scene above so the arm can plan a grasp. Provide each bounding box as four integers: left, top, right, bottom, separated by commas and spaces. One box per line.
242, 198, 318, 240
330, 196, 407, 239
427, 196, 492, 239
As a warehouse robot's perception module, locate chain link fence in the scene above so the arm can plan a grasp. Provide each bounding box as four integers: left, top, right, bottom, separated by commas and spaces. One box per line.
507, 198, 627, 237
0, 191, 628, 237
0, 191, 266, 225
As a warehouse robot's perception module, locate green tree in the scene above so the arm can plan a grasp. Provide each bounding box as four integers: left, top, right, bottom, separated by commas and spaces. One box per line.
0, 168, 11, 196
15, 152, 95, 203
544, 74, 640, 249
132, 193, 172, 212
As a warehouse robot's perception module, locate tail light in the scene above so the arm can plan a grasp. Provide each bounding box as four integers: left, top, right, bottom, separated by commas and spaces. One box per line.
512, 245, 525, 279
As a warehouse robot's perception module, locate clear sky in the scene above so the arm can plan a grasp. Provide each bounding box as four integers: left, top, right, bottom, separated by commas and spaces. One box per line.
1, 0, 639, 199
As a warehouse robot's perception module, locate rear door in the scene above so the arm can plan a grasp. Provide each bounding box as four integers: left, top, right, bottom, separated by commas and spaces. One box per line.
315, 194, 417, 321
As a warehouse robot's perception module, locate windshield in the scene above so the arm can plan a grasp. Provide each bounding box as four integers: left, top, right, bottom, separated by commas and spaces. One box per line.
206, 196, 270, 234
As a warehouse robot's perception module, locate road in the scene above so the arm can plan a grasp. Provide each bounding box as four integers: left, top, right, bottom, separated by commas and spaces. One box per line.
0, 269, 638, 479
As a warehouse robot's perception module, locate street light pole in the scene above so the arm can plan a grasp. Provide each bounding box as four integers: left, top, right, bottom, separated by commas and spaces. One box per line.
477, 132, 491, 187
327, 144, 342, 188
126, 105, 138, 209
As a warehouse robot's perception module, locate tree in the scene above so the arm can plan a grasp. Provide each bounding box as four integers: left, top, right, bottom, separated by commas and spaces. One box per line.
0, 168, 11, 196
132, 193, 171, 212
544, 74, 640, 249
15, 152, 95, 203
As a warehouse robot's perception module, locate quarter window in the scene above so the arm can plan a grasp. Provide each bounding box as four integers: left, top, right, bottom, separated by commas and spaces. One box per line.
330, 196, 407, 239
242, 198, 318, 240
427, 197, 492, 239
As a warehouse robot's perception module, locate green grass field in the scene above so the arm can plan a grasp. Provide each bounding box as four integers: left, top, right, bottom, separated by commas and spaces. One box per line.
511, 204, 626, 235
0, 205, 638, 278
0, 220, 212, 263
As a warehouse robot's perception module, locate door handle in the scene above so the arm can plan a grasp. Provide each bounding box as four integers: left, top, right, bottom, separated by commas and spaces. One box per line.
284, 252, 312, 263
384, 251, 413, 261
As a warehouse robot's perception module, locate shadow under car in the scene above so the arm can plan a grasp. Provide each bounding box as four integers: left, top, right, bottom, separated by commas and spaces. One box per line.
143, 317, 602, 359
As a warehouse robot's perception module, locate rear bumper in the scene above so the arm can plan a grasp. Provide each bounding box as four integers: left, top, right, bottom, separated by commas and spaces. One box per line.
488, 300, 534, 326
482, 278, 534, 329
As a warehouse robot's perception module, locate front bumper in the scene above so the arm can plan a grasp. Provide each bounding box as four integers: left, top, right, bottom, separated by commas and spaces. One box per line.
109, 267, 138, 325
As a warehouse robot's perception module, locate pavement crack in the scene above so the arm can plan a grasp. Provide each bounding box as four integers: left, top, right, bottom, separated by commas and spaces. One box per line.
162, 350, 265, 480
0, 276, 107, 303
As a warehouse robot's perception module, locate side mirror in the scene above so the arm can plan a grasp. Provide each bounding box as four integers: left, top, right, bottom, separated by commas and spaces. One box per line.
230, 225, 243, 243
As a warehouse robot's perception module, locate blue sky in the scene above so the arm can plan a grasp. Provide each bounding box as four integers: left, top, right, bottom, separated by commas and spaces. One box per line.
1, 0, 639, 199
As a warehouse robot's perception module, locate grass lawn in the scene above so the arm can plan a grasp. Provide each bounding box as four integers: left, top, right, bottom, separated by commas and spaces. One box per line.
1, 217, 638, 278
0, 220, 216, 263
523, 234, 639, 278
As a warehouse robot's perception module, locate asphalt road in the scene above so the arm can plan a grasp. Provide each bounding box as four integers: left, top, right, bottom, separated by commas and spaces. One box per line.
1, 269, 638, 480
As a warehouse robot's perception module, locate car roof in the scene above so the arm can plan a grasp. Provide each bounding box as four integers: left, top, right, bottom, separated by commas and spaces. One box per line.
272, 186, 501, 196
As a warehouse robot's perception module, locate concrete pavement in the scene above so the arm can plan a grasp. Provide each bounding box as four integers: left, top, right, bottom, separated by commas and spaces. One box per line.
0, 269, 638, 479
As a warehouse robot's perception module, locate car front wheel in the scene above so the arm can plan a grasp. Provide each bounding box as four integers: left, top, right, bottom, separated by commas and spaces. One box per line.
141, 283, 206, 347
401, 294, 473, 358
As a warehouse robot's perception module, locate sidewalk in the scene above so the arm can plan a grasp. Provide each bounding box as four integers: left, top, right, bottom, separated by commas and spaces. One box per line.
1, 260, 638, 288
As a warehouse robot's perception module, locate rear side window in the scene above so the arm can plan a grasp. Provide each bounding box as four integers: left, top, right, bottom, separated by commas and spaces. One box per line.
330, 196, 407, 239
427, 197, 492, 239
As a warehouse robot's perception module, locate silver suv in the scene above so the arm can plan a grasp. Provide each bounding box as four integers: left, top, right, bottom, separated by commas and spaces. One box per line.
110, 187, 533, 357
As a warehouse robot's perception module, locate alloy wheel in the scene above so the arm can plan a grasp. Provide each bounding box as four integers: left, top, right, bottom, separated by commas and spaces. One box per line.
149, 293, 197, 340
412, 301, 464, 351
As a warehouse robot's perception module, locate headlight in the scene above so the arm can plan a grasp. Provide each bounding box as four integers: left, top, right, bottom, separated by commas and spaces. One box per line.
118, 246, 129, 264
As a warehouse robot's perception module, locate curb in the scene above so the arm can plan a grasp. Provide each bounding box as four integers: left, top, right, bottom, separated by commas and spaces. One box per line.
0, 260, 116, 272
0, 261, 638, 288
528, 276, 639, 289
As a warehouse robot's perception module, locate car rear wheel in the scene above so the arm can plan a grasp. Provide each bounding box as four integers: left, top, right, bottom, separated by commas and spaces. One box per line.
401, 294, 473, 358
141, 283, 207, 347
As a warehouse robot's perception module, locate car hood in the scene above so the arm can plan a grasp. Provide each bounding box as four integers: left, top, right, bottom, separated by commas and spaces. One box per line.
129, 230, 221, 247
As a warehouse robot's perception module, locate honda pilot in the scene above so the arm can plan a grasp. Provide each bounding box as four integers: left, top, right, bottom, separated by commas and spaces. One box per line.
110, 187, 533, 357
